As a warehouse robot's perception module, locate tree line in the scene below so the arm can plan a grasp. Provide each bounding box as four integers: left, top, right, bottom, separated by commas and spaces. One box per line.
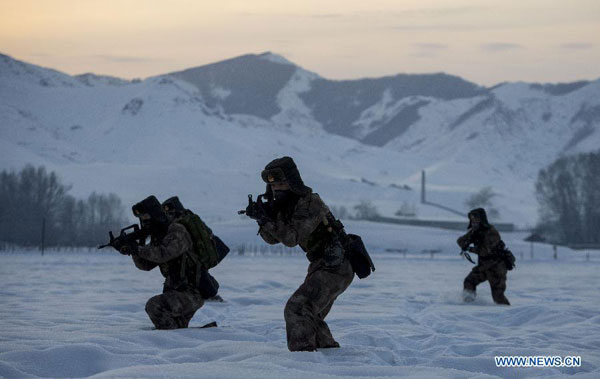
2, 153, 597, 248
0, 165, 128, 247
536, 151, 600, 246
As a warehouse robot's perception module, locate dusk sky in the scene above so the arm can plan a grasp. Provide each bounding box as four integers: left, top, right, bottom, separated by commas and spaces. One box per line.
1, 0, 599, 86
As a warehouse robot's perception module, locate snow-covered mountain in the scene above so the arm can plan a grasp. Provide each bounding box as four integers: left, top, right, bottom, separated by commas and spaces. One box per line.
1, 51, 599, 227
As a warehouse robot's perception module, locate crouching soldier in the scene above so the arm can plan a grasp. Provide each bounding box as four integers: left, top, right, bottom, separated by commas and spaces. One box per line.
243, 157, 357, 351
122, 196, 222, 329
457, 208, 511, 305
162, 196, 226, 302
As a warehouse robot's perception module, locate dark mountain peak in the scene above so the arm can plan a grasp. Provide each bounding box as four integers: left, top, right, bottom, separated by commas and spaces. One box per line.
256, 51, 295, 65
168, 52, 298, 119
170, 52, 294, 76
301, 71, 488, 139
529, 81, 590, 96
309, 71, 486, 100
75, 73, 134, 86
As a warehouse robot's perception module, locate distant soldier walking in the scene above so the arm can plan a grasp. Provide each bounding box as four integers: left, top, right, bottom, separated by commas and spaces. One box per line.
457, 208, 512, 305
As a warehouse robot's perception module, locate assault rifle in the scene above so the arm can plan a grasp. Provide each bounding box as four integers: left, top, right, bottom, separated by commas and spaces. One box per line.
238, 194, 275, 228
237, 194, 268, 215
98, 224, 148, 253
460, 249, 476, 264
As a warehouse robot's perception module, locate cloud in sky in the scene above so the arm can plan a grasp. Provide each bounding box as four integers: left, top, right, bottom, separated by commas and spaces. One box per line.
412, 43, 448, 57
305, 13, 344, 19
414, 43, 448, 50
481, 43, 523, 52
92, 55, 156, 63
394, 6, 491, 17
1, 0, 599, 85
560, 43, 594, 50
393, 24, 479, 31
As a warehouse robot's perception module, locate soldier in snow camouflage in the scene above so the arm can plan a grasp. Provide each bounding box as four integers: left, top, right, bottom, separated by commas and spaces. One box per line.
245, 157, 354, 351
457, 208, 510, 305
122, 196, 215, 329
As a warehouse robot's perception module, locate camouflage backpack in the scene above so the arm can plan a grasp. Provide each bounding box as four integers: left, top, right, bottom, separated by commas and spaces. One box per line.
176, 213, 220, 269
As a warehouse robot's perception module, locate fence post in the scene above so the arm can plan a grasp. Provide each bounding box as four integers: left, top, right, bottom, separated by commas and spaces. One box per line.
40, 217, 46, 256
530, 241, 534, 259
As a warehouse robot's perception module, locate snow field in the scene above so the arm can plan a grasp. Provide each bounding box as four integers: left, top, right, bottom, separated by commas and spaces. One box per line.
1, 223, 599, 378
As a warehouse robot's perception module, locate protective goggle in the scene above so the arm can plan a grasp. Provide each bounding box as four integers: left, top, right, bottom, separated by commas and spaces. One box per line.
261, 167, 287, 184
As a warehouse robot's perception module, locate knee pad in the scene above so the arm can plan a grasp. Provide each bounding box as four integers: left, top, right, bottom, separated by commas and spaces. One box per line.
145, 295, 161, 317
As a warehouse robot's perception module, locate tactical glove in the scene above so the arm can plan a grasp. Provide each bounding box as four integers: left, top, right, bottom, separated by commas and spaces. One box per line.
119, 243, 138, 256
245, 202, 272, 225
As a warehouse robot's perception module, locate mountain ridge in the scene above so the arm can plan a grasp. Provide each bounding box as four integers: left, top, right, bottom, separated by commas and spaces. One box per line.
1, 51, 599, 226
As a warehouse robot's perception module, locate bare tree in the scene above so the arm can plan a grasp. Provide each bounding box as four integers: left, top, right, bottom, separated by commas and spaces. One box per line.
330, 205, 349, 220
353, 200, 380, 220
465, 187, 500, 219
535, 151, 600, 244
0, 165, 127, 248
395, 201, 417, 218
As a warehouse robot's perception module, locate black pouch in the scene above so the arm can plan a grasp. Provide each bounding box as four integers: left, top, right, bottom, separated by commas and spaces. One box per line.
496, 240, 516, 271
345, 234, 375, 279
503, 248, 516, 270
212, 235, 230, 263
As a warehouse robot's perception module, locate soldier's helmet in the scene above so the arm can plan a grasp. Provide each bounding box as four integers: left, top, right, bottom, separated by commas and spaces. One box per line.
261, 156, 312, 196
162, 196, 187, 220
467, 208, 490, 229
132, 195, 168, 225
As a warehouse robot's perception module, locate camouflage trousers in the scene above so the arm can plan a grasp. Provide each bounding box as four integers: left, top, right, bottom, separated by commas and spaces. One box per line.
145, 290, 205, 329
464, 261, 510, 305
284, 257, 354, 351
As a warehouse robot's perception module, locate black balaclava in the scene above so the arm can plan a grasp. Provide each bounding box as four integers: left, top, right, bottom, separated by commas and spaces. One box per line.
132, 195, 169, 240
467, 208, 491, 230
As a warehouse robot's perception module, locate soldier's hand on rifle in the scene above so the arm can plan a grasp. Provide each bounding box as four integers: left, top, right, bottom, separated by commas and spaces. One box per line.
245, 202, 272, 225
458, 241, 470, 251
119, 243, 138, 256
244, 201, 257, 218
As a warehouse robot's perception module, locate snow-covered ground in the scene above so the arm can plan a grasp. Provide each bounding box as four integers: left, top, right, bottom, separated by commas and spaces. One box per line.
1, 223, 598, 378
